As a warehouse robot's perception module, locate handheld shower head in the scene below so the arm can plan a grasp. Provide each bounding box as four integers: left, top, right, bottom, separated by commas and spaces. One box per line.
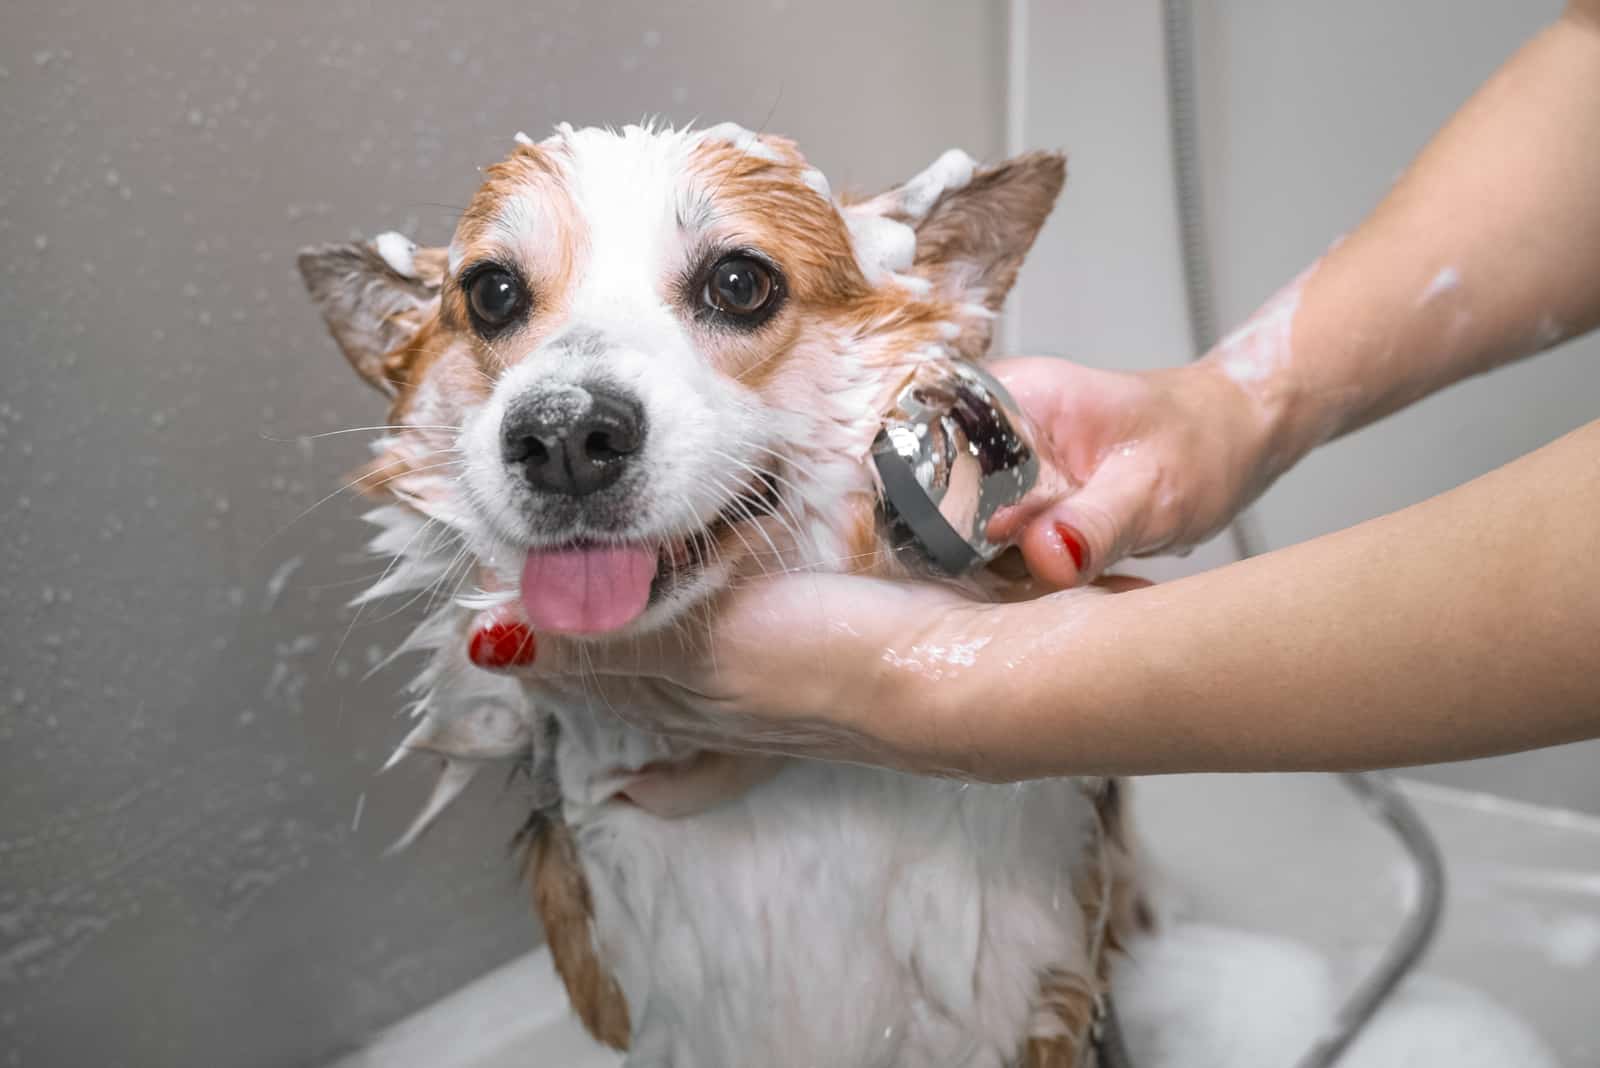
871, 360, 1041, 576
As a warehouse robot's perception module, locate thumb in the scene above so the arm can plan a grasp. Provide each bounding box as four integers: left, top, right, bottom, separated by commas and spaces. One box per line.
1015, 449, 1154, 588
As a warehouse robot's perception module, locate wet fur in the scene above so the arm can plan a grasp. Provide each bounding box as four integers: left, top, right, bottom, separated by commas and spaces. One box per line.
301, 122, 1146, 1067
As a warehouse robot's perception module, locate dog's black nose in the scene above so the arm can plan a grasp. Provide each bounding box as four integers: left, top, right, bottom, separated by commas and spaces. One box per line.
501, 386, 645, 497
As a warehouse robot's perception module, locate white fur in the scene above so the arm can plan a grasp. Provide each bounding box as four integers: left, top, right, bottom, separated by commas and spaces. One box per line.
364, 466, 1099, 1066
577, 762, 1094, 1066
457, 124, 773, 626
358, 125, 1099, 1065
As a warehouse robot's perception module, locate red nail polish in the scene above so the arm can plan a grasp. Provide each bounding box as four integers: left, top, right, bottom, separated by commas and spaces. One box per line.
469, 621, 537, 670
1054, 523, 1088, 572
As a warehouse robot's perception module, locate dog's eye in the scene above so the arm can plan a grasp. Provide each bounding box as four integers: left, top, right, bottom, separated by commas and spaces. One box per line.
703, 255, 776, 319
465, 267, 527, 333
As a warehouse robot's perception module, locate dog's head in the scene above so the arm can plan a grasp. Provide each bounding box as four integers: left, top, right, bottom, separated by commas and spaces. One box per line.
300, 123, 1062, 638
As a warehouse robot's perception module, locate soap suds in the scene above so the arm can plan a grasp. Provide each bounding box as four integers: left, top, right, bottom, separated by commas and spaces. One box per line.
699, 121, 782, 163
1216, 261, 1315, 387
1418, 265, 1461, 305
844, 210, 917, 284
895, 148, 975, 220
891, 273, 933, 296
799, 167, 832, 200
373, 231, 417, 279
1499, 903, 1600, 969
841, 147, 978, 289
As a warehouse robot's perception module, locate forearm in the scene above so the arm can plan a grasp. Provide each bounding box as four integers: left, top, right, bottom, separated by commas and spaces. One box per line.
944, 419, 1600, 780
1202, 4, 1600, 481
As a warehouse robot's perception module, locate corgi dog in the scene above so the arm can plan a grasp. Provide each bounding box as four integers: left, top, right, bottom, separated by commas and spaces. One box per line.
299, 122, 1145, 1067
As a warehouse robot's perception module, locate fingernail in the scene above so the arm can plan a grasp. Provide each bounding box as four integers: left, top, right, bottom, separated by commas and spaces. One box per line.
1054, 522, 1088, 572
469, 621, 537, 670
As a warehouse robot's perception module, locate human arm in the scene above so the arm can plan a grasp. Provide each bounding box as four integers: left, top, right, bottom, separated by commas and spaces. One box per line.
1001, 0, 1600, 586
946, 419, 1600, 780
498, 418, 1600, 780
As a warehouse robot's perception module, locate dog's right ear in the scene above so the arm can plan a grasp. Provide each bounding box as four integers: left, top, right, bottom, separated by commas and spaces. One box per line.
297, 233, 446, 398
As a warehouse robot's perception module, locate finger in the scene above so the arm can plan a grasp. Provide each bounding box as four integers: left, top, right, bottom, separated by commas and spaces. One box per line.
984, 457, 1077, 546
465, 601, 538, 670
987, 356, 1069, 418
1016, 451, 1154, 587
465, 602, 694, 681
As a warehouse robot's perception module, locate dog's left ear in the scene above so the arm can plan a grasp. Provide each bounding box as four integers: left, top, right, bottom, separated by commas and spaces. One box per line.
297, 233, 447, 398
848, 150, 1065, 355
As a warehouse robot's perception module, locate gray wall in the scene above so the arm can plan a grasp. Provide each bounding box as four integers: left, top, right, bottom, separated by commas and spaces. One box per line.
0, 3, 1005, 1066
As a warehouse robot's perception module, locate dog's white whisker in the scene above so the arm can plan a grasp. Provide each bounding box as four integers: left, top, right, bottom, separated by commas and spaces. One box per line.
698, 475, 784, 580
261, 424, 462, 442
702, 446, 813, 546
266, 449, 465, 549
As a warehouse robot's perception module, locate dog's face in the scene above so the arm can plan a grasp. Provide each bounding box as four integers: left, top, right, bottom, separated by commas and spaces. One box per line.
300, 123, 1062, 638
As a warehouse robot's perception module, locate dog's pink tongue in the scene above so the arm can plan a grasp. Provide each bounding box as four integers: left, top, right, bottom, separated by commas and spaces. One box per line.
520, 545, 657, 635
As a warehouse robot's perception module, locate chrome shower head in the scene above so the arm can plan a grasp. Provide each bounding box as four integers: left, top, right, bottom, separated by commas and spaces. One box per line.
871, 360, 1040, 576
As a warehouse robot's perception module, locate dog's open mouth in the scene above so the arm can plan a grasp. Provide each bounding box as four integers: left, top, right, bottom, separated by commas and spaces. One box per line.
518, 470, 779, 636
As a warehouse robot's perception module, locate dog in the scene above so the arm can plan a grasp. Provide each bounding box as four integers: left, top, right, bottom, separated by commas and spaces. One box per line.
299, 121, 1147, 1067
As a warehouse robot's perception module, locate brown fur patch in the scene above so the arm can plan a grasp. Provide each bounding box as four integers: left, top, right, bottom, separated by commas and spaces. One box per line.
1021, 967, 1101, 1067
524, 816, 631, 1051
685, 135, 996, 388
1019, 778, 1147, 1068
445, 141, 583, 375
1090, 778, 1155, 946
687, 137, 870, 310
297, 240, 442, 397
839, 491, 891, 576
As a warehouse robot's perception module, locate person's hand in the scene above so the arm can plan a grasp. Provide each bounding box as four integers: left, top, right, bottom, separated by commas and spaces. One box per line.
986, 358, 1281, 587
468, 569, 1147, 779
470, 571, 986, 769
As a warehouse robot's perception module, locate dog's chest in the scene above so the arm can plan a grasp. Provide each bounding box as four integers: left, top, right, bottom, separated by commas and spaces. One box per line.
554, 714, 1097, 1068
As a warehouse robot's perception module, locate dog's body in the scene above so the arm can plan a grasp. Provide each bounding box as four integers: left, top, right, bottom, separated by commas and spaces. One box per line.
538, 752, 1111, 1066
302, 122, 1144, 1066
